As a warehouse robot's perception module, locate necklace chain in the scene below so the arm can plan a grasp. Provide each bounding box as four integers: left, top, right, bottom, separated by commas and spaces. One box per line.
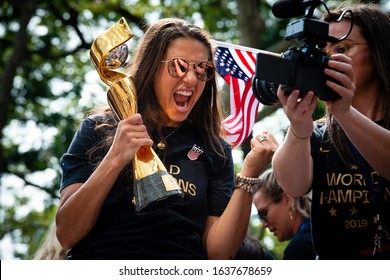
157, 123, 182, 150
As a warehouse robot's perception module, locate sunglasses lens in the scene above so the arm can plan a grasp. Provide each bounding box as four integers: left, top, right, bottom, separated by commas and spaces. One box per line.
195, 61, 215, 81
258, 200, 273, 223
258, 209, 267, 223
168, 58, 188, 78
167, 58, 215, 81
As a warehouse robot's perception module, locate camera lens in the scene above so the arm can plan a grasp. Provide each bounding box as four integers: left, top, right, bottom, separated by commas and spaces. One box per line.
252, 77, 280, 106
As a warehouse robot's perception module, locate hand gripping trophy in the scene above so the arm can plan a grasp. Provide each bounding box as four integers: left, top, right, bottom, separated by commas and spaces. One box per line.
90, 18, 184, 214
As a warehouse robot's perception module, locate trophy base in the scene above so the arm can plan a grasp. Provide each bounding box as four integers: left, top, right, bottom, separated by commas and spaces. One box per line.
133, 171, 184, 214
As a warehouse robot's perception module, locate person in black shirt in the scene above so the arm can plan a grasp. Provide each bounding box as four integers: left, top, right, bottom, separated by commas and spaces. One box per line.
254, 169, 315, 260
55, 18, 276, 260
272, 3, 390, 259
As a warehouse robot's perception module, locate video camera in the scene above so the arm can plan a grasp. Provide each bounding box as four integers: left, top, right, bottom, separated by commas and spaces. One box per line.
252, 0, 353, 106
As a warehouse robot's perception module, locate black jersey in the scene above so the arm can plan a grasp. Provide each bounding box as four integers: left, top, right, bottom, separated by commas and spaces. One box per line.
283, 219, 316, 260
60, 115, 234, 259
310, 122, 390, 259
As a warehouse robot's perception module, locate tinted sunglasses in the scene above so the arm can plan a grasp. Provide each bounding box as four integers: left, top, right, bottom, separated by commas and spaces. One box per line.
257, 200, 273, 223
161, 57, 215, 82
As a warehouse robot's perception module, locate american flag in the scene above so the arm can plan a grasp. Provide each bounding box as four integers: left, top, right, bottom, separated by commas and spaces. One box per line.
214, 41, 261, 148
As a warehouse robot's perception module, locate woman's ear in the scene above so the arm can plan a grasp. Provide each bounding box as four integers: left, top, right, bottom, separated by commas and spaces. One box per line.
282, 192, 294, 208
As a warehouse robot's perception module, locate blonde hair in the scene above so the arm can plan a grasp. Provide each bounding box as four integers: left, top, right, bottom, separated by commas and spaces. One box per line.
33, 221, 66, 260
258, 169, 312, 219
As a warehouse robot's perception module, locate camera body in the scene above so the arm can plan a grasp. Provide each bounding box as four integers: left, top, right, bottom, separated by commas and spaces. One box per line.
252, 10, 341, 106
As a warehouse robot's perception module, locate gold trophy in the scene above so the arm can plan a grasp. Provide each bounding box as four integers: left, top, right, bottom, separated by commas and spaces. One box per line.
90, 18, 184, 214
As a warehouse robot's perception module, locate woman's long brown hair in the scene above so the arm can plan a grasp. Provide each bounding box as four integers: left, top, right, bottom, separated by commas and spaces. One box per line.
323, 3, 390, 165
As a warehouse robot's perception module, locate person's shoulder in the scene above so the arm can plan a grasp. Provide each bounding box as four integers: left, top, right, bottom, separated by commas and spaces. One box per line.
76, 115, 102, 133
85, 108, 115, 122
71, 111, 115, 141
289, 233, 310, 246
284, 233, 316, 260
80, 109, 116, 127
288, 224, 313, 249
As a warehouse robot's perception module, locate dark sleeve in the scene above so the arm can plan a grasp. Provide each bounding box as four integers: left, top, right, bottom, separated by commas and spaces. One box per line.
206, 141, 234, 217
60, 117, 102, 191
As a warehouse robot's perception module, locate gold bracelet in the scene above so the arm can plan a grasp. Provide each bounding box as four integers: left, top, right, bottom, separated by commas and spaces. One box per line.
289, 126, 311, 140
234, 173, 262, 194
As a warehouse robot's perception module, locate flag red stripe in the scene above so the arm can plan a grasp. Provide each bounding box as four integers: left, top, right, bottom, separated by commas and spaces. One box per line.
215, 43, 262, 148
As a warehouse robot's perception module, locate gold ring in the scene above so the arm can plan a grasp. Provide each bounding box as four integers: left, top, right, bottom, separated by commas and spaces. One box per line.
258, 135, 268, 143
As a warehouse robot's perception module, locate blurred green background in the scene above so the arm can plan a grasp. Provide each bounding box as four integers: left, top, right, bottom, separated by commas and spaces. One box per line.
1, 0, 387, 259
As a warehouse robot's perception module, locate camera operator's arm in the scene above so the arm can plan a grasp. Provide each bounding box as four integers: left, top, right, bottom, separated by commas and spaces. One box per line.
324, 54, 390, 180
272, 89, 318, 197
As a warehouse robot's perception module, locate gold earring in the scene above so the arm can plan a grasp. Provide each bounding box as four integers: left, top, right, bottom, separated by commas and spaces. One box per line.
288, 210, 293, 221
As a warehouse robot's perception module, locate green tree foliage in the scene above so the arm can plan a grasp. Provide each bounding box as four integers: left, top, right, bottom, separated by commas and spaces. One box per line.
1, 0, 264, 260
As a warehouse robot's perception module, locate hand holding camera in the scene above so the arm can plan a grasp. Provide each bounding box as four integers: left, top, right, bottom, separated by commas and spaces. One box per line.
252, 0, 355, 106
